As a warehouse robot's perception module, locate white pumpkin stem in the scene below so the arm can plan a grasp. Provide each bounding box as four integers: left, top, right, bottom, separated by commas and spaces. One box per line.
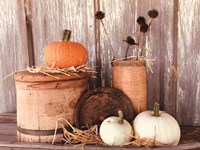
153, 102, 160, 117
62, 29, 71, 42
118, 110, 124, 124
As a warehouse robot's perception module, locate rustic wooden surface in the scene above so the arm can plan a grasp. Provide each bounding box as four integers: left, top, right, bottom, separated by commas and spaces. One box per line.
0, 0, 30, 112
0, 0, 200, 126
0, 113, 200, 150
176, 0, 200, 126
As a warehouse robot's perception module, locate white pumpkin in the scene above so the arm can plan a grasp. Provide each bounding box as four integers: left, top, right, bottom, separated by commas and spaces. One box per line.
99, 110, 133, 146
133, 103, 181, 146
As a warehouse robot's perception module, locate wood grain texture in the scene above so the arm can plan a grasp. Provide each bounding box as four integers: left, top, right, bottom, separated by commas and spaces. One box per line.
160, 0, 178, 118
100, 0, 137, 87
177, 0, 200, 126
0, 0, 29, 113
15, 72, 88, 142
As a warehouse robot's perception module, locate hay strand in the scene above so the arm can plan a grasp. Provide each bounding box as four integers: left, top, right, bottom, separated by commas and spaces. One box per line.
52, 118, 103, 145
0, 64, 96, 85
27, 64, 96, 78
111, 56, 155, 73
0, 69, 26, 85
52, 118, 168, 148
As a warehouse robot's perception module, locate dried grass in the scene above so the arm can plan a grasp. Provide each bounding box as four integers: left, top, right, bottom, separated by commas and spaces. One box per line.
0, 64, 96, 84
186, 127, 200, 135
27, 64, 96, 79
52, 118, 103, 145
52, 118, 168, 148
169, 64, 179, 79
111, 56, 155, 73
125, 135, 167, 148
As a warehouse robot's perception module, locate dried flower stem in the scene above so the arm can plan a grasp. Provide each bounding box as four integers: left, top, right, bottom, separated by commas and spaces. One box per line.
125, 45, 131, 60
148, 18, 153, 29
140, 32, 146, 57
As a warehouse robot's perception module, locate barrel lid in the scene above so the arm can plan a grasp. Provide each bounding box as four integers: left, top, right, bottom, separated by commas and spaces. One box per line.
14, 70, 88, 82
74, 87, 135, 129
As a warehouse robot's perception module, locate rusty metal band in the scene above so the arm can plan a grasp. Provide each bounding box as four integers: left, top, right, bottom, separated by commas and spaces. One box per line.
17, 126, 63, 136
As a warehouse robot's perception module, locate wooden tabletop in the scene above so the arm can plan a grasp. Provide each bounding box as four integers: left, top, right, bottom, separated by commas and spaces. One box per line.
0, 113, 199, 150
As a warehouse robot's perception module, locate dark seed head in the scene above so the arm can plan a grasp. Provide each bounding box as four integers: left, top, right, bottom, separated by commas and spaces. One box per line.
140, 24, 149, 33
123, 36, 138, 45
137, 16, 146, 25
148, 9, 159, 18
95, 11, 105, 20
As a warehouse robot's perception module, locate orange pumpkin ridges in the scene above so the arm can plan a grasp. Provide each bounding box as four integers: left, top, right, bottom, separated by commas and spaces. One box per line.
44, 29, 88, 68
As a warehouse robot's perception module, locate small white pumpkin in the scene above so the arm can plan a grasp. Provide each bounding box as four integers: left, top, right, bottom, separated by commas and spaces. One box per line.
99, 110, 133, 146
133, 103, 181, 146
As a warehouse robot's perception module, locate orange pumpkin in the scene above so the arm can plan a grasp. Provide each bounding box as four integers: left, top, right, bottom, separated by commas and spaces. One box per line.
44, 30, 88, 68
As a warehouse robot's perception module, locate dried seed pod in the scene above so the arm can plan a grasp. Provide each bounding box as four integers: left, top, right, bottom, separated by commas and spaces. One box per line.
148, 9, 159, 18
137, 16, 146, 25
140, 24, 149, 33
123, 36, 138, 45
95, 11, 105, 20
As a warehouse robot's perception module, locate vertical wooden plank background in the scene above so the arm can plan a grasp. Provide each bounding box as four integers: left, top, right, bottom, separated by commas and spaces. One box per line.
0, 0, 199, 126
99, 0, 137, 87
177, 0, 200, 126
0, 0, 29, 112
160, 0, 178, 118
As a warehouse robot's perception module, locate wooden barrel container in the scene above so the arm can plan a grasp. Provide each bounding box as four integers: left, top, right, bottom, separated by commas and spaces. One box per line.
112, 60, 147, 114
14, 71, 88, 143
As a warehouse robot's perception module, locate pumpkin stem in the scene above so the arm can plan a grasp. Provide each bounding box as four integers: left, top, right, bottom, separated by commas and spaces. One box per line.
153, 102, 160, 117
118, 110, 124, 124
62, 29, 71, 42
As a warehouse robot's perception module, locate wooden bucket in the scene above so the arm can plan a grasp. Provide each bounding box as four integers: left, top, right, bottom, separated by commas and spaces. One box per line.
14, 71, 88, 143
112, 60, 147, 114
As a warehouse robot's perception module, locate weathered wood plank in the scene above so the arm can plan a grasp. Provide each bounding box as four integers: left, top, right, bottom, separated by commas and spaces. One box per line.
177, 0, 200, 126
24, 0, 35, 66
160, 0, 178, 118
0, 0, 29, 113
0, 122, 16, 142
100, 0, 137, 87
0, 141, 199, 150
0, 113, 16, 123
